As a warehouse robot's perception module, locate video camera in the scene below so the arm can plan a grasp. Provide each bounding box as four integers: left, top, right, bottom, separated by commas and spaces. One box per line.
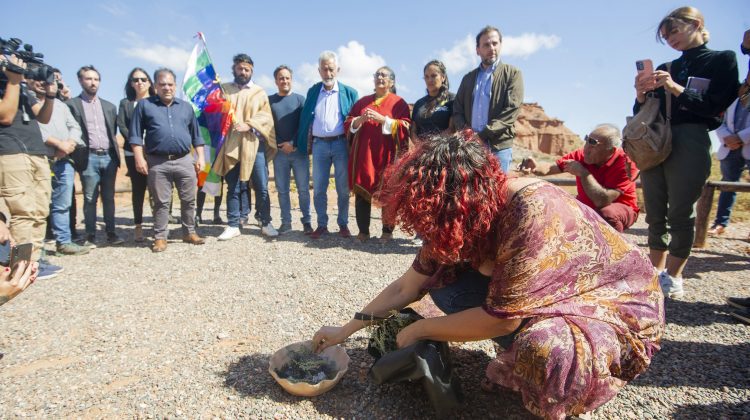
0, 37, 55, 85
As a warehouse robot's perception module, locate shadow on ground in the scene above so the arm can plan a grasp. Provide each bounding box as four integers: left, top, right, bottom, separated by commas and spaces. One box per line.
222, 338, 536, 419
632, 339, 750, 390
672, 401, 750, 420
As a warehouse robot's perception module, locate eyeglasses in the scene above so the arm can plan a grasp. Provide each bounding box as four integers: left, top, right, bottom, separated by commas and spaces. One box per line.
584, 135, 603, 146
131, 77, 149, 83
373, 72, 392, 79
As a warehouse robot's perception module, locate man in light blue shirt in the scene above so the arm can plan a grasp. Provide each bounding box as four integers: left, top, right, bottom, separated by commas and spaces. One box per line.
453, 25, 524, 173
296, 51, 359, 239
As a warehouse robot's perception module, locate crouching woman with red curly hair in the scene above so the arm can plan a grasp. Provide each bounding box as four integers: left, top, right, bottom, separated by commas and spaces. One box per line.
312, 134, 664, 419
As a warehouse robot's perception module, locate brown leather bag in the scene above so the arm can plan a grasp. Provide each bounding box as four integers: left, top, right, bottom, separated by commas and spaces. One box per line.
622, 63, 673, 171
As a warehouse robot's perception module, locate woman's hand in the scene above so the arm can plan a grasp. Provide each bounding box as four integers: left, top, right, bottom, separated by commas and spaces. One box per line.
634, 74, 654, 103
312, 325, 351, 353
654, 70, 684, 96
364, 108, 386, 125
0, 261, 38, 306
396, 320, 424, 349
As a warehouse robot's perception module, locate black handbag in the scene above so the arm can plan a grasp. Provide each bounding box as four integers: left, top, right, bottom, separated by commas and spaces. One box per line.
367, 308, 463, 416
69, 145, 89, 172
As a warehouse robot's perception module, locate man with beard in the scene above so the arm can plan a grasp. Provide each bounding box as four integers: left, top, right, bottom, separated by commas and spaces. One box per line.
453, 25, 524, 174
212, 53, 277, 240
129, 68, 206, 252
67, 65, 124, 247
295, 51, 358, 239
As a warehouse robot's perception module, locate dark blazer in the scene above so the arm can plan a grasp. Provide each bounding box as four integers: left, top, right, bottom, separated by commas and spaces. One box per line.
66, 95, 120, 171
117, 98, 136, 153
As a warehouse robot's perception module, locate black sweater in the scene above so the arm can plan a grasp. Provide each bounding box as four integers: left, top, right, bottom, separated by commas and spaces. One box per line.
634, 44, 739, 131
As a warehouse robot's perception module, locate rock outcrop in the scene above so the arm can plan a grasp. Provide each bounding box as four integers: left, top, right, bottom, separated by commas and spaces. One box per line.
515, 103, 580, 156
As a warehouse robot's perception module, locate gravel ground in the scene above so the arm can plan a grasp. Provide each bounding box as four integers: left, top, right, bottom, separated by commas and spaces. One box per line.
1, 186, 749, 419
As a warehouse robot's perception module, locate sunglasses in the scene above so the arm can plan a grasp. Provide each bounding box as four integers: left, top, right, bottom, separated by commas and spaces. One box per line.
584, 135, 603, 146
373, 72, 392, 79
131, 77, 149, 83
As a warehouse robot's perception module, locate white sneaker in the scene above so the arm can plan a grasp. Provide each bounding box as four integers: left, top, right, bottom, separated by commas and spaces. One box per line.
658, 270, 685, 299
217, 226, 241, 241
261, 224, 279, 237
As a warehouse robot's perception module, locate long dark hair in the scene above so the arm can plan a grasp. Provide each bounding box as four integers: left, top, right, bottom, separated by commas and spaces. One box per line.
420, 60, 450, 118
124, 67, 155, 101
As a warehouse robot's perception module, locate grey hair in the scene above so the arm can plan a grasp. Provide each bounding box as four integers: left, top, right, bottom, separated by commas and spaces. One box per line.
592, 123, 622, 148
318, 51, 338, 67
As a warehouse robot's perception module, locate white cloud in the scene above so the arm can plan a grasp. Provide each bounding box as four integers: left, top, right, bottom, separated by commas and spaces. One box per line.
437, 35, 476, 75
297, 41, 387, 98
503, 33, 561, 58
120, 44, 191, 70
99, 1, 127, 16
438, 32, 561, 74
119, 33, 191, 71
255, 74, 276, 93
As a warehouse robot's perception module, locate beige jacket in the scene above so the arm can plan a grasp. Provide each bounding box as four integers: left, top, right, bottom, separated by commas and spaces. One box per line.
212, 83, 277, 180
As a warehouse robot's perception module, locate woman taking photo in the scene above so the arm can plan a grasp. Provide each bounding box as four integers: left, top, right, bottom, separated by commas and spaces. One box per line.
634, 6, 739, 298
345, 66, 411, 242
313, 134, 664, 420
411, 60, 455, 140
117, 68, 155, 242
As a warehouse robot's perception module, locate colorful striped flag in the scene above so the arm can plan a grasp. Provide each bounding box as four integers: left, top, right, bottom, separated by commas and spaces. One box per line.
181, 32, 233, 196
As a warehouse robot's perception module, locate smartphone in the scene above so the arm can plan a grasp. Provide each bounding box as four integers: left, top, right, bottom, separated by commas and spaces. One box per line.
0, 240, 9, 266
636, 59, 654, 74
9, 243, 33, 273
636, 59, 656, 90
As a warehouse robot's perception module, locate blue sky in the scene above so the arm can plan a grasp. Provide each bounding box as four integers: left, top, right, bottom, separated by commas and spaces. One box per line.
4, 1, 749, 141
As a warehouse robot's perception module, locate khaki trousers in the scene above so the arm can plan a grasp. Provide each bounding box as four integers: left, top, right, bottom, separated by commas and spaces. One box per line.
0, 154, 52, 261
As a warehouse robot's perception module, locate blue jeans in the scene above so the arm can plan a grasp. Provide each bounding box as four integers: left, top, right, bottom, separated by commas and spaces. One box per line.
312, 136, 349, 228
714, 149, 750, 227
428, 267, 525, 348
50, 159, 75, 245
492, 148, 513, 174
225, 143, 271, 228
274, 149, 311, 225
81, 152, 117, 235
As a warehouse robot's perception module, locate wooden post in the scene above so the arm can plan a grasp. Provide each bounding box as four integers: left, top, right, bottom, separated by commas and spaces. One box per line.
693, 184, 716, 248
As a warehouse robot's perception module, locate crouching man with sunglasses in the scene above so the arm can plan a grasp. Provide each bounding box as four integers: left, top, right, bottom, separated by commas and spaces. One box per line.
518, 123, 639, 232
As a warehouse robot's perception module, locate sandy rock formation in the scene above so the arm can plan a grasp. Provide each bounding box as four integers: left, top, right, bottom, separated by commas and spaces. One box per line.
515, 103, 580, 156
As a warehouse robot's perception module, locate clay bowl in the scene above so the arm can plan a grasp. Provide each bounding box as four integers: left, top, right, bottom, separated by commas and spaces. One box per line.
268, 340, 350, 397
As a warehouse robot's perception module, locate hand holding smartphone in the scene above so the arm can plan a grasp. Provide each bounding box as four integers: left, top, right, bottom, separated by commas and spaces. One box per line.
636, 59, 656, 92
9, 243, 32, 276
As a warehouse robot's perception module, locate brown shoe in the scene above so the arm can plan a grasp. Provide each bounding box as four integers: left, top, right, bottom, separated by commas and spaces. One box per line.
134, 224, 144, 242
182, 233, 205, 245
708, 224, 726, 236
152, 239, 167, 253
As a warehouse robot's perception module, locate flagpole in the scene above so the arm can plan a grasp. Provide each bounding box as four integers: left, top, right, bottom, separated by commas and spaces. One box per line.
194, 32, 235, 132
195, 32, 227, 98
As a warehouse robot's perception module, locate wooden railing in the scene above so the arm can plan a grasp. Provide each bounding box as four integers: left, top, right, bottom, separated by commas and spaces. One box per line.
694, 181, 750, 248
544, 178, 750, 250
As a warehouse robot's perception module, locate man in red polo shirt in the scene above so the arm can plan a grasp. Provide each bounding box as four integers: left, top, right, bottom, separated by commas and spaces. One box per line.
520, 123, 639, 232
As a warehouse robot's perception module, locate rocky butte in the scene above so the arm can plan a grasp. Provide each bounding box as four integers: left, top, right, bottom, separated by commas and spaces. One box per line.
514, 103, 580, 156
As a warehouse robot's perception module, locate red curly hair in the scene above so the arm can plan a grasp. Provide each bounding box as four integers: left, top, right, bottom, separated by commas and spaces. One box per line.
377, 132, 508, 266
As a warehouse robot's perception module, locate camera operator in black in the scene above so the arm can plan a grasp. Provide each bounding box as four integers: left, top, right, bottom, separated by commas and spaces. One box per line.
0, 53, 57, 268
